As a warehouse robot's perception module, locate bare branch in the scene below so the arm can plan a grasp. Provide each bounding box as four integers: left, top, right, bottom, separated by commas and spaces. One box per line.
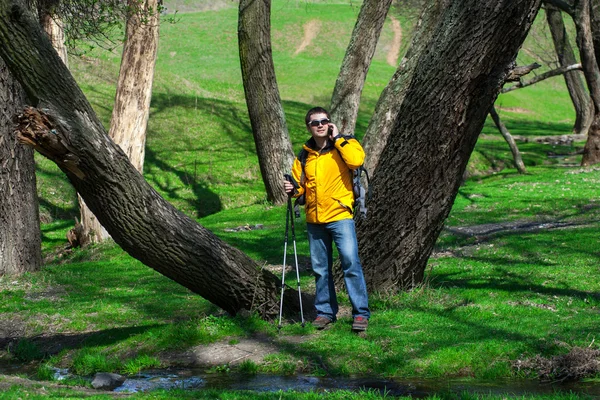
502, 63, 582, 93
489, 106, 527, 173
506, 62, 542, 81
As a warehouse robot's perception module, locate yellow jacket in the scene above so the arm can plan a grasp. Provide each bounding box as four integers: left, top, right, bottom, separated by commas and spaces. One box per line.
291, 136, 365, 224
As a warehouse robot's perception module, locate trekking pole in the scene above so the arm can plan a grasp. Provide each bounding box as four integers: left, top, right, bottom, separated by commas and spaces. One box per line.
277, 192, 291, 330
279, 175, 305, 329
288, 192, 305, 328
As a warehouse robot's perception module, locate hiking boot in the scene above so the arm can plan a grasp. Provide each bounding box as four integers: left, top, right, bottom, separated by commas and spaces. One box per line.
352, 316, 368, 332
312, 316, 333, 330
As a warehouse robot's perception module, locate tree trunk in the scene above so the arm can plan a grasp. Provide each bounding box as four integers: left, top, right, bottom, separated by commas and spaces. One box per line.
358, 0, 542, 292
77, 196, 107, 245
573, 0, 600, 166
0, 0, 293, 318
490, 106, 527, 173
590, 0, 600, 68
361, 1, 445, 175
238, 0, 294, 205
0, 58, 41, 275
74, 0, 163, 245
546, 6, 593, 136
109, 0, 158, 173
329, 0, 393, 135
38, 1, 67, 67
77, 0, 161, 245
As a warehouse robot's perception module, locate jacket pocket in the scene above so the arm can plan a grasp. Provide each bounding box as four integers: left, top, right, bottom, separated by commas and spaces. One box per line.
333, 198, 353, 215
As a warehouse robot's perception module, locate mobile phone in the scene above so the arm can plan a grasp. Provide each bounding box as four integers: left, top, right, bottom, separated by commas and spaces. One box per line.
328, 125, 333, 136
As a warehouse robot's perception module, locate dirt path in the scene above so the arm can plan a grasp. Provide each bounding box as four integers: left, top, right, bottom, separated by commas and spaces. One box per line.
294, 16, 402, 67
387, 16, 402, 67
294, 20, 322, 55
161, 333, 312, 368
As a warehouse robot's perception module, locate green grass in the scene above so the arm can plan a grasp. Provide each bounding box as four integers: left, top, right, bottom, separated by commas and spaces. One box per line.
0, 383, 597, 400
4, 1, 600, 399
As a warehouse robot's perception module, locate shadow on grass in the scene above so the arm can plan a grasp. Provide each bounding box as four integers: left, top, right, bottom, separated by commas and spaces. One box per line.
40, 220, 74, 247
482, 118, 574, 137
38, 198, 77, 222
148, 92, 255, 152
442, 199, 600, 248
0, 325, 164, 358
145, 146, 223, 218
432, 222, 600, 324
35, 162, 78, 222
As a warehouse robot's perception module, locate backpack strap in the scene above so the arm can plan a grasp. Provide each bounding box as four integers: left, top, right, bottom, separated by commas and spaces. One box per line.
297, 148, 308, 185
296, 141, 371, 219
334, 135, 370, 219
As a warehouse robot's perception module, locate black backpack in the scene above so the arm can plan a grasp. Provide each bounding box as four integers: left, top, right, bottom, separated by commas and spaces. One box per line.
295, 147, 371, 219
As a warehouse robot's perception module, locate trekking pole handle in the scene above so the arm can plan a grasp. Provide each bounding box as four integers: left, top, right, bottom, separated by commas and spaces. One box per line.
284, 174, 301, 218
283, 174, 299, 194
284, 174, 298, 187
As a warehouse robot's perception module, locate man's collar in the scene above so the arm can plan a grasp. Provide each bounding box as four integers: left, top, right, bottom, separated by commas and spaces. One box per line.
305, 137, 335, 152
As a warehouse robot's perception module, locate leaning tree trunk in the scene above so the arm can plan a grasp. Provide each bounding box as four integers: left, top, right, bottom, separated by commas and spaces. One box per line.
361, 1, 444, 175
546, 5, 593, 136
0, 0, 295, 318
329, 0, 393, 135
0, 58, 41, 275
238, 0, 294, 205
358, 0, 542, 292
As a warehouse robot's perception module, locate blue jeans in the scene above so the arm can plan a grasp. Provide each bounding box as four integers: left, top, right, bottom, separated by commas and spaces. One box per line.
307, 219, 370, 320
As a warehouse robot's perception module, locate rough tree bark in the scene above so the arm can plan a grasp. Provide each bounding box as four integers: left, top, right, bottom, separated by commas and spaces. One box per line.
329, 0, 393, 135
591, 0, 600, 70
0, 0, 297, 318
546, 5, 593, 136
574, 0, 600, 165
0, 58, 42, 275
361, 1, 444, 175
358, 0, 542, 292
238, 0, 294, 205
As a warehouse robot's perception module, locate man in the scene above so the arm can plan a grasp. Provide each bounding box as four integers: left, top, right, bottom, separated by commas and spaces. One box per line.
284, 107, 370, 332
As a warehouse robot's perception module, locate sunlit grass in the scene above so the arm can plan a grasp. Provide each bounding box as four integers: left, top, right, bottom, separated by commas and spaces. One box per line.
6, 2, 600, 399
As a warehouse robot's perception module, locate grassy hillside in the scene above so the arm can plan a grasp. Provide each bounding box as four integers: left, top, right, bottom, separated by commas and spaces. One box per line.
5, 2, 600, 399
40, 2, 577, 225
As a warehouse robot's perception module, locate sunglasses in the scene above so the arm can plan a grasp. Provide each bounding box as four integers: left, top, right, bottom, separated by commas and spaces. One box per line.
308, 118, 330, 127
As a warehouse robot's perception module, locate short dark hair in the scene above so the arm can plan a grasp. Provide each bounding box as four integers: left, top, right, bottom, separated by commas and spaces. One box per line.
305, 107, 330, 125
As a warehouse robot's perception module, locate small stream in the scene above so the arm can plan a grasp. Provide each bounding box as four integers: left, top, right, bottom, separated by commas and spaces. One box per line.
53, 367, 600, 397
2, 362, 599, 397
